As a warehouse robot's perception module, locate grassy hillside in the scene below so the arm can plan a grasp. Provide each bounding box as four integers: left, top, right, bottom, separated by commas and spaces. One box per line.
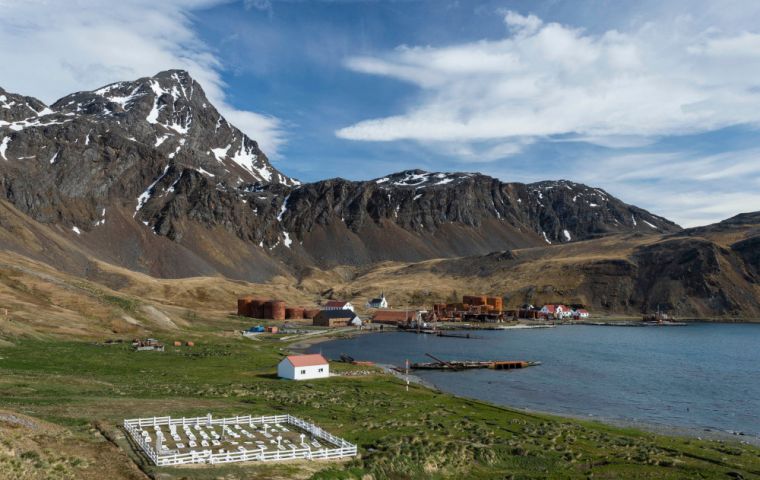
0, 332, 759, 479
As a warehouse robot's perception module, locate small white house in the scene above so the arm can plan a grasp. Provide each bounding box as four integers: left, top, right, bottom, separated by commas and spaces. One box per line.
366, 293, 389, 309
540, 304, 571, 319
277, 354, 330, 381
572, 309, 590, 319
323, 300, 354, 311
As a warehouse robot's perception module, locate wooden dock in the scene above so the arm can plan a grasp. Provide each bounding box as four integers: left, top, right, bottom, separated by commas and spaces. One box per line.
398, 328, 481, 339
408, 353, 541, 371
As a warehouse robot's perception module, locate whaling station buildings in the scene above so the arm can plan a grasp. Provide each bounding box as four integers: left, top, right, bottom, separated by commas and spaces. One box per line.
236, 292, 590, 332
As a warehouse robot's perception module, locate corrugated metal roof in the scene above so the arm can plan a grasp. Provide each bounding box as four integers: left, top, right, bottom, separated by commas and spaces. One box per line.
325, 300, 348, 307
372, 310, 415, 322
316, 309, 359, 319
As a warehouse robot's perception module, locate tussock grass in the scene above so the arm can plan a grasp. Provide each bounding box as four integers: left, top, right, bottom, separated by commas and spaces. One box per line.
0, 337, 758, 479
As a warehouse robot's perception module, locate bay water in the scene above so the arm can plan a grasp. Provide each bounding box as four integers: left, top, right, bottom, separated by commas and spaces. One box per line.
309, 324, 760, 440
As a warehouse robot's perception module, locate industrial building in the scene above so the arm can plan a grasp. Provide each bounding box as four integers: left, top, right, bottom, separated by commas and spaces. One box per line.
432, 294, 505, 321
371, 310, 418, 325
322, 300, 354, 311
312, 310, 362, 327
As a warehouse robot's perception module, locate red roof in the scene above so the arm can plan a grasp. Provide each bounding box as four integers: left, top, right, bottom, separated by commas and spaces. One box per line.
543, 305, 557, 313
372, 310, 415, 323
577, 309, 589, 314
285, 354, 328, 367
325, 300, 348, 307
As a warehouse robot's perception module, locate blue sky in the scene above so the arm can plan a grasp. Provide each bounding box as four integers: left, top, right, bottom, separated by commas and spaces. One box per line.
1, 0, 760, 226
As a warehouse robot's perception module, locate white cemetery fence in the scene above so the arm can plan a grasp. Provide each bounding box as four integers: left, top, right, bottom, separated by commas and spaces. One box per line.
123, 413, 358, 467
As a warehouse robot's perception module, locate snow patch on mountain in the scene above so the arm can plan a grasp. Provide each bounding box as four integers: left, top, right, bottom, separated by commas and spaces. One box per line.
135, 165, 170, 215
146, 80, 165, 123
277, 194, 290, 221
0, 136, 9, 160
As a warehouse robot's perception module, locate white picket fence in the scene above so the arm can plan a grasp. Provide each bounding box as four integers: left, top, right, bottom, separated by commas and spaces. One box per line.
123, 413, 358, 467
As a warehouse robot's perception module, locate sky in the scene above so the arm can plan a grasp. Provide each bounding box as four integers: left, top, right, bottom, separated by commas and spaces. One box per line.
1, 0, 759, 227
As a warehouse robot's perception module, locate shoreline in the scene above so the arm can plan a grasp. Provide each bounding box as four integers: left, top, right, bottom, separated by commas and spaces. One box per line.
427, 384, 760, 447
297, 326, 760, 448
287, 327, 384, 353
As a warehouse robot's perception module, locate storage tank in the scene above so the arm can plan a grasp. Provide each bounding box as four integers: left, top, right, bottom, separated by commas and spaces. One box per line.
270, 300, 286, 321
250, 298, 266, 318
237, 296, 254, 316
285, 307, 305, 319
262, 301, 273, 319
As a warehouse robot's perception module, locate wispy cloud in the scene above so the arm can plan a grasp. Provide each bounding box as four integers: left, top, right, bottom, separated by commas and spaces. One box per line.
0, 0, 286, 156
570, 149, 760, 227
336, 10, 760, 147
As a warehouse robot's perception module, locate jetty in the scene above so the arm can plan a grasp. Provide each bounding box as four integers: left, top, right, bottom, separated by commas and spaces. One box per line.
577, 321, 688, 327
397, 326, 481, 338
409, 353, 541, 371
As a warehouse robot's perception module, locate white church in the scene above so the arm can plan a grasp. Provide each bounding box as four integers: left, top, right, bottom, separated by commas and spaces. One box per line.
366, 292, 388, 309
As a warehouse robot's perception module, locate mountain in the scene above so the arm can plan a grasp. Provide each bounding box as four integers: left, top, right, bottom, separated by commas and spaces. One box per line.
1, 70, 678, 280
0, 69, 757, 326
0, 69, 294, 225
273, 171, 678, 266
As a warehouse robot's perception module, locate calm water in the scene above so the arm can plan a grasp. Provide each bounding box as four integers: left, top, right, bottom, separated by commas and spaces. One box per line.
309, 324, 760, 439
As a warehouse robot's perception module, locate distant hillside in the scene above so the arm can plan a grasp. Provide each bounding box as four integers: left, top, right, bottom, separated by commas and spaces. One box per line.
332, 212, 760, 319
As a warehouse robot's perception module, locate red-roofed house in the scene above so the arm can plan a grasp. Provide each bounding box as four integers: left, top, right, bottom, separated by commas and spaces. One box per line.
323, 300, 354, 311
277, 354, 329, 380
540, 304, 570, 319
572, 309, 590, 319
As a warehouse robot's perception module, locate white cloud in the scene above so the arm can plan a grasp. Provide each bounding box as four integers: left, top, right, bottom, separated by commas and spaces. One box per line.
424, 138, 532, 163
567, 149, 760, 227
0, 0, 285, 156
336, 10, 760, 148
503, 11, 542, 36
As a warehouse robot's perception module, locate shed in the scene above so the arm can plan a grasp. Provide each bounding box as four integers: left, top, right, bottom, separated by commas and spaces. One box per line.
371, 310, 417, 325
313, 310, 362, 327
277, 354, 329, 381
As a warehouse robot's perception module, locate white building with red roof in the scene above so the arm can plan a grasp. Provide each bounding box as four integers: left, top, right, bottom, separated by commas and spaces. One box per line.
277, 354, 330, 380
572, 309, 590, 319
540, 304, 571, 319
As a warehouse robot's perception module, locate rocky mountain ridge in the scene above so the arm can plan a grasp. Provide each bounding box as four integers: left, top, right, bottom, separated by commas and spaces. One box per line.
1, 70, 679, 279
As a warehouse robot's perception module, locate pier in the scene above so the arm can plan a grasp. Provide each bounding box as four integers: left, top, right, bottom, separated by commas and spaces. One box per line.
408, 353, 541, 371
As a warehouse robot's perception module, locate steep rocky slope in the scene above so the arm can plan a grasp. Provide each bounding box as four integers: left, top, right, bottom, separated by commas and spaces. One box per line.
275, 171, 677, 266
0, 69, 294, 228
356, 212, 759, 318
0, 70, 679, 279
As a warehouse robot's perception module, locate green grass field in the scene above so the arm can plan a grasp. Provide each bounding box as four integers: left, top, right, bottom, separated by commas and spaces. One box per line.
0, 333, 758, 479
